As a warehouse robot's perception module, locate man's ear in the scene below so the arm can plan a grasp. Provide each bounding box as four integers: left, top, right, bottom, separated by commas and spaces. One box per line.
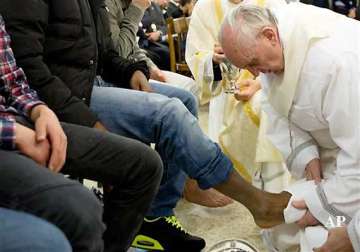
261, 26, 277, 45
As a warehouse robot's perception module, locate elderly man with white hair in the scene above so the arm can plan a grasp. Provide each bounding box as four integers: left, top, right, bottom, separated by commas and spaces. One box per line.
219, 2, 360, 251
186, 0, 290, 207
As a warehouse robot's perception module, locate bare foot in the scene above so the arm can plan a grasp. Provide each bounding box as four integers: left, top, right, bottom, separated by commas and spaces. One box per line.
183, 179, 233, 207
251, 191, 291, 228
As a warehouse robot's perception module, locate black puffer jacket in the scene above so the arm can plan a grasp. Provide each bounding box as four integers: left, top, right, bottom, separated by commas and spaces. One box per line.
0, 0, 149, 127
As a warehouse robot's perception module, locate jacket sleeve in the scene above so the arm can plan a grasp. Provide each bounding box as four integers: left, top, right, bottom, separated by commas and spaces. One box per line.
106, 0, 156, 68
0, 15, 44, 119
0, 118, 16, 150
0, 0, 98, 127
98, 0, 150, 87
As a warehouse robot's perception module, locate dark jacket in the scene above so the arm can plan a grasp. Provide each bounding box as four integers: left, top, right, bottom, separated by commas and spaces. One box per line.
166, 1, 184, 19
141, 2, 167, 35
0, 0, 149, 127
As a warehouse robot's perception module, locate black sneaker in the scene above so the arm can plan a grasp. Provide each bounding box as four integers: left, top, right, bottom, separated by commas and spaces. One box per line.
131, 215, 206, 251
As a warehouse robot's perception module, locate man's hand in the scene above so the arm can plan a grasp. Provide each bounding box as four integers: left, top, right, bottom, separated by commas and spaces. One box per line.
313, 227, 354, 252
213, 44, 226, 64
150, 67, 167, 82
130, 70, 153, 92
15, 122, 50, 167
348, 8, 357, 19
305, 158, 322, 183
132, 0, 151, 11
234, 79, 261, 101
292, 200, 320, 228
147, 31, 161, 42
30, 105, 67, 172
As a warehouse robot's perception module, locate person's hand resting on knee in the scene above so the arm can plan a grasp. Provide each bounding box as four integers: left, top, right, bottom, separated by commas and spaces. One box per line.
130, 70, 153, 92
16, 105, 67, 172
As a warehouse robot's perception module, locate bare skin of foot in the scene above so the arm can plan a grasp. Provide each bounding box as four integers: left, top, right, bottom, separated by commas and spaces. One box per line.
250, 191, 291, 228
183, 179, 233, 207
214, 171, 291, 228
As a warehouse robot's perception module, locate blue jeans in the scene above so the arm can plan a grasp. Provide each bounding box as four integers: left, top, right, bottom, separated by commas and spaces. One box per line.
0, 208, 71, 252
91, 77, 233, 216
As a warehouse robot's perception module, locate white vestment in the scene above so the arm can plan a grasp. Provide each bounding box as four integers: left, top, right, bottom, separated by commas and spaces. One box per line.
186, 0, 242, 140
348, 210, 360, 251
260, 3, 360, 251
186, 0, 289, 191
185, 0, 283, 139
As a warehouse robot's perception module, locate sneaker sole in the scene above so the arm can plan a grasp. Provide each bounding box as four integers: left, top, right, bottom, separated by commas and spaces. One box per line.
131, 235, 165, 251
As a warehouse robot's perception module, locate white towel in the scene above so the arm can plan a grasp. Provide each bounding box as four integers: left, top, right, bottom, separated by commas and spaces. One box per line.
283, 180, 317, 223
300, 226, 328, 252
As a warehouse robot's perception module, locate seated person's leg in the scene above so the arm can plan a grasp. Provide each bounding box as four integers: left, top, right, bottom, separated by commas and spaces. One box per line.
149, 81, 198, 117
59, 122, 163, 252
144, 48, 163, 69
0, 150, 104, 252
149, 80, 232, 208
147, 42, 170, 71
89, 84, 290, 251
89, 83, 229, 193
0, 207, 71, 252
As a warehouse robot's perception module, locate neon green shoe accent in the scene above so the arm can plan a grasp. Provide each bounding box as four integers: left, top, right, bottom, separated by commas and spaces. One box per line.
164, 216, 185, 232
131, 235, 165, 251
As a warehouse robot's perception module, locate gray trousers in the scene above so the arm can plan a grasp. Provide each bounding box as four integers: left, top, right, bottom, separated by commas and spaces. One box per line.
0, 120, 163, 252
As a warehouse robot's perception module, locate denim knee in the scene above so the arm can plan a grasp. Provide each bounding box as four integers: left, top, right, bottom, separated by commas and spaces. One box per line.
31, 218, 72, 252
158, 98, 194, 124
177, 90, 199, 118
185, 92, 199, 118
0, 208, 71, 252
138, 144, 163, 188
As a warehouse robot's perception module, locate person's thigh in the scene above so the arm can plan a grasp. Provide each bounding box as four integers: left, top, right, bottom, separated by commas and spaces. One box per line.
148, 42, 170, 70
0, 150, 104, 252
60, 122, 163, 251
89, 85, 194, 142
61, 122, 162, 185
0, 208, 71, 252
149, 81, 198, 117
89, 81, 231, 190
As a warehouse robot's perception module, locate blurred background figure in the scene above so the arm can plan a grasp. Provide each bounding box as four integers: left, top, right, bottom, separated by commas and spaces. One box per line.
166, 0, 195, 18
300, 0, 360, 19
138, 0, 170, 70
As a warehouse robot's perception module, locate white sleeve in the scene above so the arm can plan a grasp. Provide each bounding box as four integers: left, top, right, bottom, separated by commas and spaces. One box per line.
303, 55, 360, 227
185, 2, 221, 103
261, 94, 319, 179
348, 211, 360, 252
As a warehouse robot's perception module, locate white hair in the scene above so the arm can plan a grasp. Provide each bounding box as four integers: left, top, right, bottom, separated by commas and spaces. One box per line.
219, 5, 278, 48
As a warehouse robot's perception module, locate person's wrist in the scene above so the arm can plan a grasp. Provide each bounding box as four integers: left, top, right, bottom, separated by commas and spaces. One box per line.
150, 66, 160, 73
14, 122, 26, 147
30, 104, 48, 122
